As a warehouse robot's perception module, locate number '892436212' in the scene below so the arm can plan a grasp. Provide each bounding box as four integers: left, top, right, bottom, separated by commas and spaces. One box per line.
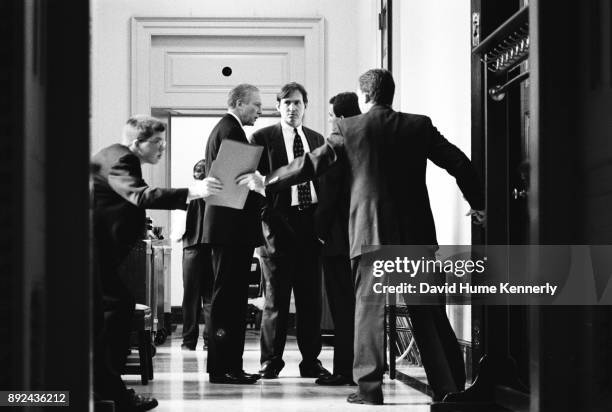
1, 391, 69, 406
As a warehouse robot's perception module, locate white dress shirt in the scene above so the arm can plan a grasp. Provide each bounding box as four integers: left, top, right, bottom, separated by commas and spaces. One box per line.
280, 123, 318, 206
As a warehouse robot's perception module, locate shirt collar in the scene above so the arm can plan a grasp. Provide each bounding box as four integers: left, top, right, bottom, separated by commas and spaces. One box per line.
227, 110, 243, 127
280, 121, 303, 135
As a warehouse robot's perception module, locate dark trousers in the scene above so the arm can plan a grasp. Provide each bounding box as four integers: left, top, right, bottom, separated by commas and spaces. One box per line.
206, 244, 253, 375
351, 257, 465, 402
181, 244, 213, 348
260, 208, 322, 366
93, 250, 131, 404
102, 276, 135, 374
322, 255, 355, 377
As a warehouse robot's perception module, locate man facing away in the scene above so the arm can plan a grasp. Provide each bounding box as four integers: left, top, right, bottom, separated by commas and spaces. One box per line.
251, 82, 331, 380
238, 69, 485, 404
92, 115, 221, 411
313, 92, 361, 386
202, 84, 265, 384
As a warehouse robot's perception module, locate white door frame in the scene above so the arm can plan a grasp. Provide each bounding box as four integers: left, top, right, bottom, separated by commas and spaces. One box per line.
131, 16, 325, 232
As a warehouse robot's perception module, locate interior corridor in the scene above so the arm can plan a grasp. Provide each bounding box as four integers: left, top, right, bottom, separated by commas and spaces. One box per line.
124, 328, 431, 411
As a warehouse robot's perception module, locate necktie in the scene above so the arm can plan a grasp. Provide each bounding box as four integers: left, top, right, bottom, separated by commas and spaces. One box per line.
292, 128, 312, 207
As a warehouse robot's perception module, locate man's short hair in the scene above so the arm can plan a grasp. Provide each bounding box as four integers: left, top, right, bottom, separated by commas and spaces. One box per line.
121, 115, 166, 145
193, 159, 206, 180
227, 84, 259, 108
358, 69, 395, 106
276, 82, 308, 104
329, 92, 361, 118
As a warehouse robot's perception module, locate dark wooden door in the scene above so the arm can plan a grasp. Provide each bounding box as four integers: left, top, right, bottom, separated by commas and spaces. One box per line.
470, 0, 531, 392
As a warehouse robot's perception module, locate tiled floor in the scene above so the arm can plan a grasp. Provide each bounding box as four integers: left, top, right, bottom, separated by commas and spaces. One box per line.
123, 329, 433, 411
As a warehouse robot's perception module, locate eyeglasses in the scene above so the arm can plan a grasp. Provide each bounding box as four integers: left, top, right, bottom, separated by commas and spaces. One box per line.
147, 139, 167, 149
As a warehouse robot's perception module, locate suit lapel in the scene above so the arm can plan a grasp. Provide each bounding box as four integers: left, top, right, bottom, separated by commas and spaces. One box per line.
270, 123, 289, 167
267, 124, 292, 207
303, 127, 323, 151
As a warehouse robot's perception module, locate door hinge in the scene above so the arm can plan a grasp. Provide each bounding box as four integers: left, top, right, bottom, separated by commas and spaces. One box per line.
472, 12, 481, 48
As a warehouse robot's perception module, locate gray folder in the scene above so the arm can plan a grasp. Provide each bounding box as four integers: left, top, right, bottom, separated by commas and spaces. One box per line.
206, 139, 263, 209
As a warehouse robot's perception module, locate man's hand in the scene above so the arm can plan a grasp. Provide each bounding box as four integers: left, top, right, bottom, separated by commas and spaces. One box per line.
236, 171, 266, 196
467, 209, 486, 227
188, 177, 223, 200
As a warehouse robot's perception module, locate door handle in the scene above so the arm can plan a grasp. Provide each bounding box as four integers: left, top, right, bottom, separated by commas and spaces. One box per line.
512, 188, 527, 200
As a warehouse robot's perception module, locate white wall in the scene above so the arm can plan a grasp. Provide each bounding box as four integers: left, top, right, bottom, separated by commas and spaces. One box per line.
91, 0, 379, 153
394, 0, 472, 246
394, 0, 473, 341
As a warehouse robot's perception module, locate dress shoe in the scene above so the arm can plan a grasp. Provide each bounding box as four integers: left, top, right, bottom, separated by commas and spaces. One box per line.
116, 389, 158, 411
299, 360, 331, 378
181, 344, 195, 351
209, 372, 259, 384
238, 370, 261, 381
315, 374, 356, 386
346, 392, 383, 405
259, 360, 285, 379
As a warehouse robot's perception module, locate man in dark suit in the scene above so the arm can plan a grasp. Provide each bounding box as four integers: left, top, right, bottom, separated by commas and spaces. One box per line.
238, 69, 485, 404
181, 159, 214, 351
251, 82, 331, 380
202, 84, 264, 384
92, 115, 221, 411
314, 92, 361, 386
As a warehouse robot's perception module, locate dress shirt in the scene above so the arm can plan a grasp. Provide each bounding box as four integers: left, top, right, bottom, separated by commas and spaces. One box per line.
280, 122, 318, 206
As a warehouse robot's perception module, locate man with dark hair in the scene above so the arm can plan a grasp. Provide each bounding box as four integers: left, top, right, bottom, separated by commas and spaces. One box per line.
181, 159, 214, 351
251, 82, 331, 380
239, 69, 485, 404
314, 92, 361, 386
92, 115, 222, 411
329, 92, 361, 119
203, 83, 264, 384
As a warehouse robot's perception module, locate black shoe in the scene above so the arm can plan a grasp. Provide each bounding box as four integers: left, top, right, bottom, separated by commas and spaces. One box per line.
346, 392, 383, 405
116, 390, 158, 411
209, 372, 259, 384
238, 370, 261, 381
299, 360, 331, 378
315, 374, 356, 386
181, 344, 196, 351
259, 360, 285, 379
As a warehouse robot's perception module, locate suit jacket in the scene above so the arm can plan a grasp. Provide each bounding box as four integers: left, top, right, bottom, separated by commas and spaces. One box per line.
202, 114, 264, 246
251, 123, 324, 257
265, 105, 485, 258
182, 198, 206, 248
315, 164, 350, 257
92, 143, 188, 265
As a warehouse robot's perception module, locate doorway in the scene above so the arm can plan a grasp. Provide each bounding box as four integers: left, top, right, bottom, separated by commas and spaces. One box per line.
131, 17, 326, 225
167, 114, 279, 307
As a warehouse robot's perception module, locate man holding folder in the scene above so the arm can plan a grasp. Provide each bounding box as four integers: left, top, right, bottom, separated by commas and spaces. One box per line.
202, 84, 265, 384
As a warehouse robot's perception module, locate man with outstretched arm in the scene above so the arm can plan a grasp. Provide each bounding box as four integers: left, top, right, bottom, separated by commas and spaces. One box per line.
238, 69, 485, 405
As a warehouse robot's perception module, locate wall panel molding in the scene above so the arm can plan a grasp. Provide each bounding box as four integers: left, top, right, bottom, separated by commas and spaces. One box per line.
131, 16, 325, 232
